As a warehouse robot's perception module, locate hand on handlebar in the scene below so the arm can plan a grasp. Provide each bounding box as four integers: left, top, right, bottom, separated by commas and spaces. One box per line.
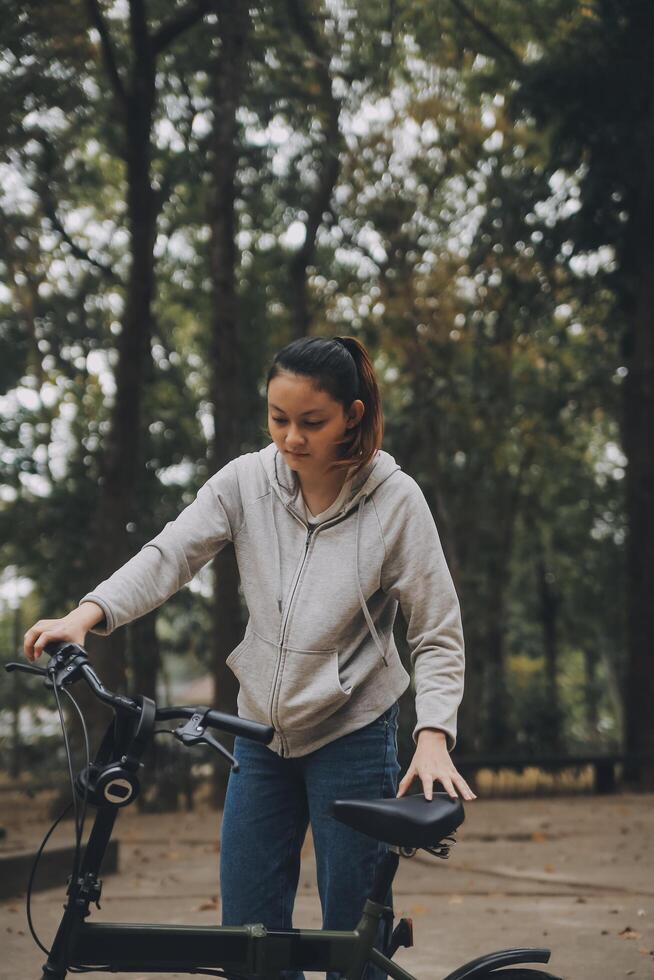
24, 602, 105, 662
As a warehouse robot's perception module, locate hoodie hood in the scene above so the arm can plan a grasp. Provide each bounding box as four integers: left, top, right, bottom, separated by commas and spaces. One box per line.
258, 443, 401, 662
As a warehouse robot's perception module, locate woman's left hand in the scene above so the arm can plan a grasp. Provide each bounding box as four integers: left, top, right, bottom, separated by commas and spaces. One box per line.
397, 729, 477, 801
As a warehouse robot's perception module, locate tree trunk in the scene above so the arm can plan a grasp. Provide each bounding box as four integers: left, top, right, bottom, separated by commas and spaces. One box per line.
129, 609, 175, 811
484, 577, 510, 752
622, 61, 654, 790
81, 0, 209, 741
536, 552, 564, 753
80, 3, 158, 738
83, 85, 156, 743
208, 0, 252, 805
480, 312, 519, 754
129, 608, 160, 702
623, 237, 654, 789
583, 647, 599, 737
286, 0, 342, 337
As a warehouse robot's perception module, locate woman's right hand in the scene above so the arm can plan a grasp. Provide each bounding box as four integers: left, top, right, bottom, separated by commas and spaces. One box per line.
23, 602, 105, 662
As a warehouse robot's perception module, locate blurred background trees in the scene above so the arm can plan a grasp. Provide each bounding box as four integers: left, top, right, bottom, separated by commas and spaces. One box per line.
1, 0, 651, 798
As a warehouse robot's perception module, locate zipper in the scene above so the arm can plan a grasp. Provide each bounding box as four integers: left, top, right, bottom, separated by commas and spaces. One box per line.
269, 497, 363, 756
269, 518, 315, 756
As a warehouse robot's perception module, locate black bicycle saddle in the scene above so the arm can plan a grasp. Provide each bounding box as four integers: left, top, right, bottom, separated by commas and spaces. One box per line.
330, 792, 464, 848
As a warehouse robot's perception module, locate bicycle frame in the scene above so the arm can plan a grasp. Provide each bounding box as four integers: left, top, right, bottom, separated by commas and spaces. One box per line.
9, 648, 556, 980
39, 690, 402, 980
42, 784, 406, 979
40, 726, 553, 980
47, 902, 410, 978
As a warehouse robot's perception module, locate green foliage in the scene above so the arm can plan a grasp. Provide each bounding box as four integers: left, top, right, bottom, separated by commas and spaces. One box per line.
0, 1, 637, 779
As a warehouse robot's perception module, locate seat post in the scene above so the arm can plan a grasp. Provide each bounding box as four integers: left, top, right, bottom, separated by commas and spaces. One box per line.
368, 847, 400, 904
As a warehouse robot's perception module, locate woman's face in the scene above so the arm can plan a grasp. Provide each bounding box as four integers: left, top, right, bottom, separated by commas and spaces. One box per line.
267, 372, 364, 475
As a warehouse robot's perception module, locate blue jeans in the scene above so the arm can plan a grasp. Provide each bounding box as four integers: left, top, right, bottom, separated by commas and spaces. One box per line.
220, 702, 401, 980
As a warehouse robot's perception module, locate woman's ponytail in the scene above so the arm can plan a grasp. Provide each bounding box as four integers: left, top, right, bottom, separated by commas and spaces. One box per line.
331, 336, 384, 472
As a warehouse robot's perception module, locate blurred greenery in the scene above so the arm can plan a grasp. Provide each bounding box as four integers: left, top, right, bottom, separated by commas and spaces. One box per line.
1, 0, 651, 800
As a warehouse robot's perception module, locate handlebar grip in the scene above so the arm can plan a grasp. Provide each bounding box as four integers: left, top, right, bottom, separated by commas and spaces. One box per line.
204, 709, 274, 745
157, 705, 274, 745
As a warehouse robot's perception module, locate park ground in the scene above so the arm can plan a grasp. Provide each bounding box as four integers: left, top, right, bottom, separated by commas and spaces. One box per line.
1, 791, 652, 980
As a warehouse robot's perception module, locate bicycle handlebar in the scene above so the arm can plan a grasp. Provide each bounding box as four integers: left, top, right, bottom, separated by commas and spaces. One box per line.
6, 640, 274, 746
156, 704, 273, 742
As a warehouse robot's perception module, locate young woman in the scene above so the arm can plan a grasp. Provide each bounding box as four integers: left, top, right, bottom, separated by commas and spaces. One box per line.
24, 335, 475, 980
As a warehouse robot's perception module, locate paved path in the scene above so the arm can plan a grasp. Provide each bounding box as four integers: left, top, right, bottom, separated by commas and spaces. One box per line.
2, 793, 652, 979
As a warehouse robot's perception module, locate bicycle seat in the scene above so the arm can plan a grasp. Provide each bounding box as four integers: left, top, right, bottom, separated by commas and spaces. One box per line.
330, 792, 464, 848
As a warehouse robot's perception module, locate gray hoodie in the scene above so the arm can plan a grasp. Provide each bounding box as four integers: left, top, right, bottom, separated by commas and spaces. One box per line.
80, 443, 465, 758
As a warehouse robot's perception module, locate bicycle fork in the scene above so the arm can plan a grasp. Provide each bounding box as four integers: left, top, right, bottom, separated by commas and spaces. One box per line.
39, 803, 119, 979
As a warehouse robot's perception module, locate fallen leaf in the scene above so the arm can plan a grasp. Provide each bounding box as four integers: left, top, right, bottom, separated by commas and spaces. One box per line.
196, 900, 219, 911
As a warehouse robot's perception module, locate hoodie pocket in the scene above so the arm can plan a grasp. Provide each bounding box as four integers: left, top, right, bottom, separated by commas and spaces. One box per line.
225, 626, 255, 668
226, 628, 277, 724
275, 644, 352, 731
226, 628, 352, 732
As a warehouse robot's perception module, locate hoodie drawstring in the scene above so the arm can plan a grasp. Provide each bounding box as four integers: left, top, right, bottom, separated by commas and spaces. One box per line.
269, 489, 283, 613
355, 497, 389, 666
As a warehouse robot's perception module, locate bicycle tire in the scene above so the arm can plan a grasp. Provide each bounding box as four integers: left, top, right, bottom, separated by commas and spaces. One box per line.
482, 970, 563, 979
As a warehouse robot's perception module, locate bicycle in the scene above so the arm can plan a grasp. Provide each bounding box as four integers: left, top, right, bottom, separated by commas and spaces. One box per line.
5, 642, 563, 980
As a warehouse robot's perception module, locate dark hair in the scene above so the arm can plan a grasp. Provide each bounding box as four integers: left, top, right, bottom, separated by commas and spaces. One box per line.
266, 335, 384, 473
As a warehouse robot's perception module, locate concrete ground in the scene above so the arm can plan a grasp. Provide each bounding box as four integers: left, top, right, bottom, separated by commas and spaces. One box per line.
1, 792, 652, 980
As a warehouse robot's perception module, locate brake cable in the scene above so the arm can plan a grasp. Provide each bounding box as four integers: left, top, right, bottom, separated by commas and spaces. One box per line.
25, 673, 91, 962
26, 802, 72, 955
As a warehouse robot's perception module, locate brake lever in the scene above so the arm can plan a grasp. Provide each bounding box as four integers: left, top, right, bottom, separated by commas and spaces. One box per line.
5, 662, 48, 678
174, 711, 240, 772
199, 731, 240, 772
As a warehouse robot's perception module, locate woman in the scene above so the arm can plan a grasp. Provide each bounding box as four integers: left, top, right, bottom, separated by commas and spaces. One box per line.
24, 335, 475, 980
